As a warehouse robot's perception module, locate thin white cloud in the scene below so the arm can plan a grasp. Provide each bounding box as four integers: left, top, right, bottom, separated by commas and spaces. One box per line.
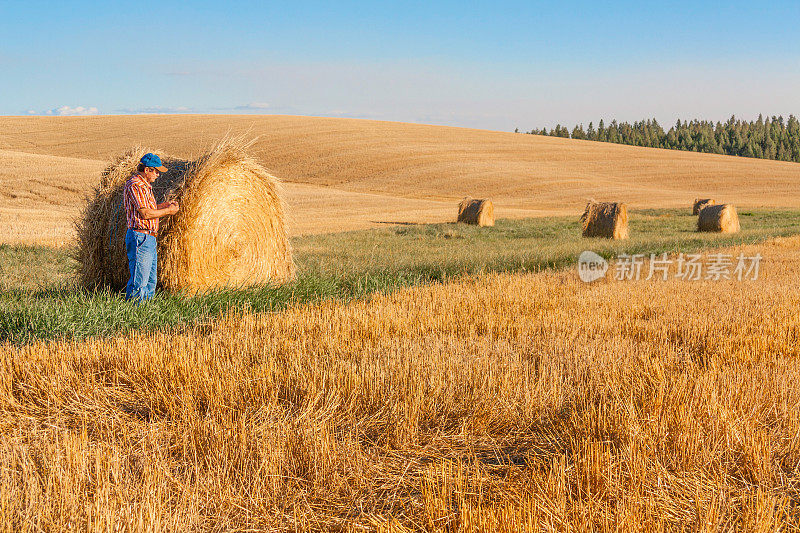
234, 102, 270, 111
52, 105, 99, 116
114, 105, 193, 114
26, 105, 101, 116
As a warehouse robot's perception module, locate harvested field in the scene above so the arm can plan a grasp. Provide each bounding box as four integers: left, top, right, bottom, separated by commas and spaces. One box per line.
3, 115, 800, 529
0, 149, 537, 245
0, 149, 106, 244
7, 208, 800, 344
2, 235, 800, 529
3, 115, 800, 243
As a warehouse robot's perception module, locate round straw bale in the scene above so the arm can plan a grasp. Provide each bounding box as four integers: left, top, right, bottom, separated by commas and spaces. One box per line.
457, 197, 494, 226
696, 203, 740, 233
580, 200, 629, 239
75, 137, 295, 293
692, 198, 715, 215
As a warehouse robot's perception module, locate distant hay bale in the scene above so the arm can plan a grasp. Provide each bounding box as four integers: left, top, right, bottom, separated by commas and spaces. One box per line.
692, 198, 715, 215
697, 203, 740, 233
581, 200, 629, 239
75, 136, 295, 293
457, 198, 494, 226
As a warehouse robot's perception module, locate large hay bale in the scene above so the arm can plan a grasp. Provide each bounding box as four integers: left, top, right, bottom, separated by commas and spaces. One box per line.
697, 203, 740, 233
457, 197, 494, 226
692, 198, 715, 215
580, 200, 629, 239
76, 137, 295, 293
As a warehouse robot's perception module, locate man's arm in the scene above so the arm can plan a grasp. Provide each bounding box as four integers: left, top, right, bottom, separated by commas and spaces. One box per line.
130, 184, 179, 220
137, 203, 178, 220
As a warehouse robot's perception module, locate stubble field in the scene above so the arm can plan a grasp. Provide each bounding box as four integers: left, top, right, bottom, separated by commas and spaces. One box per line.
3, 235, 800, 530
2, 115, 800, 530
3, 114, 800, 243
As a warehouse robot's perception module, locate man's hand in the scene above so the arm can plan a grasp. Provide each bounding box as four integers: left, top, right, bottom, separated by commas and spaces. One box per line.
140, 201, 179, 220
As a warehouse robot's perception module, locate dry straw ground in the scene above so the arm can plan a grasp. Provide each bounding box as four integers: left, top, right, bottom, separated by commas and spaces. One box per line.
3, 115, 800, 530
3, 235, 800, 530
4, 115, 800, 243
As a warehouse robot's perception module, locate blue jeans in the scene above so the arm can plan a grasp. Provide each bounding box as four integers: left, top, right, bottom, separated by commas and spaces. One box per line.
125, 229, 157, 302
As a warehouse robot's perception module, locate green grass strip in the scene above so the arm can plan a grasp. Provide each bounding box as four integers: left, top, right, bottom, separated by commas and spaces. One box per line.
2, 208, 799, 345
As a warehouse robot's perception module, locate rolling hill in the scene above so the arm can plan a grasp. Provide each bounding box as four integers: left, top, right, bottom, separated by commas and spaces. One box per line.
1, 114, 799, 243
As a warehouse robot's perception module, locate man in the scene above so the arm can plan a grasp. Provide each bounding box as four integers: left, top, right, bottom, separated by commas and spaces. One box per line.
123, 153, 179, 302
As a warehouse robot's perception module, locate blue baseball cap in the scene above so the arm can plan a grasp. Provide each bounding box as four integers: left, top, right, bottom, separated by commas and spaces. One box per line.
140, 153, 168, 172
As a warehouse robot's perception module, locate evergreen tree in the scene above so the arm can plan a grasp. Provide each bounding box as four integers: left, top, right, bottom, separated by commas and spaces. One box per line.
587, 122, 597, 141
519, 115, 800, 163
571, 124, 586, 140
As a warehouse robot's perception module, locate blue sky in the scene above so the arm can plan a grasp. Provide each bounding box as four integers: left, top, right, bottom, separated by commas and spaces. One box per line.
1, 1, 799, 131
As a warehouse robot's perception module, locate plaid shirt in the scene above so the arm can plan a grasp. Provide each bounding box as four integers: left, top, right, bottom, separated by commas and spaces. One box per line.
123, 173, 159, 234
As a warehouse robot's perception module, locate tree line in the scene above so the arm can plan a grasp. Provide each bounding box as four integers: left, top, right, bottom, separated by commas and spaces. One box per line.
518, 115, 800, 163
